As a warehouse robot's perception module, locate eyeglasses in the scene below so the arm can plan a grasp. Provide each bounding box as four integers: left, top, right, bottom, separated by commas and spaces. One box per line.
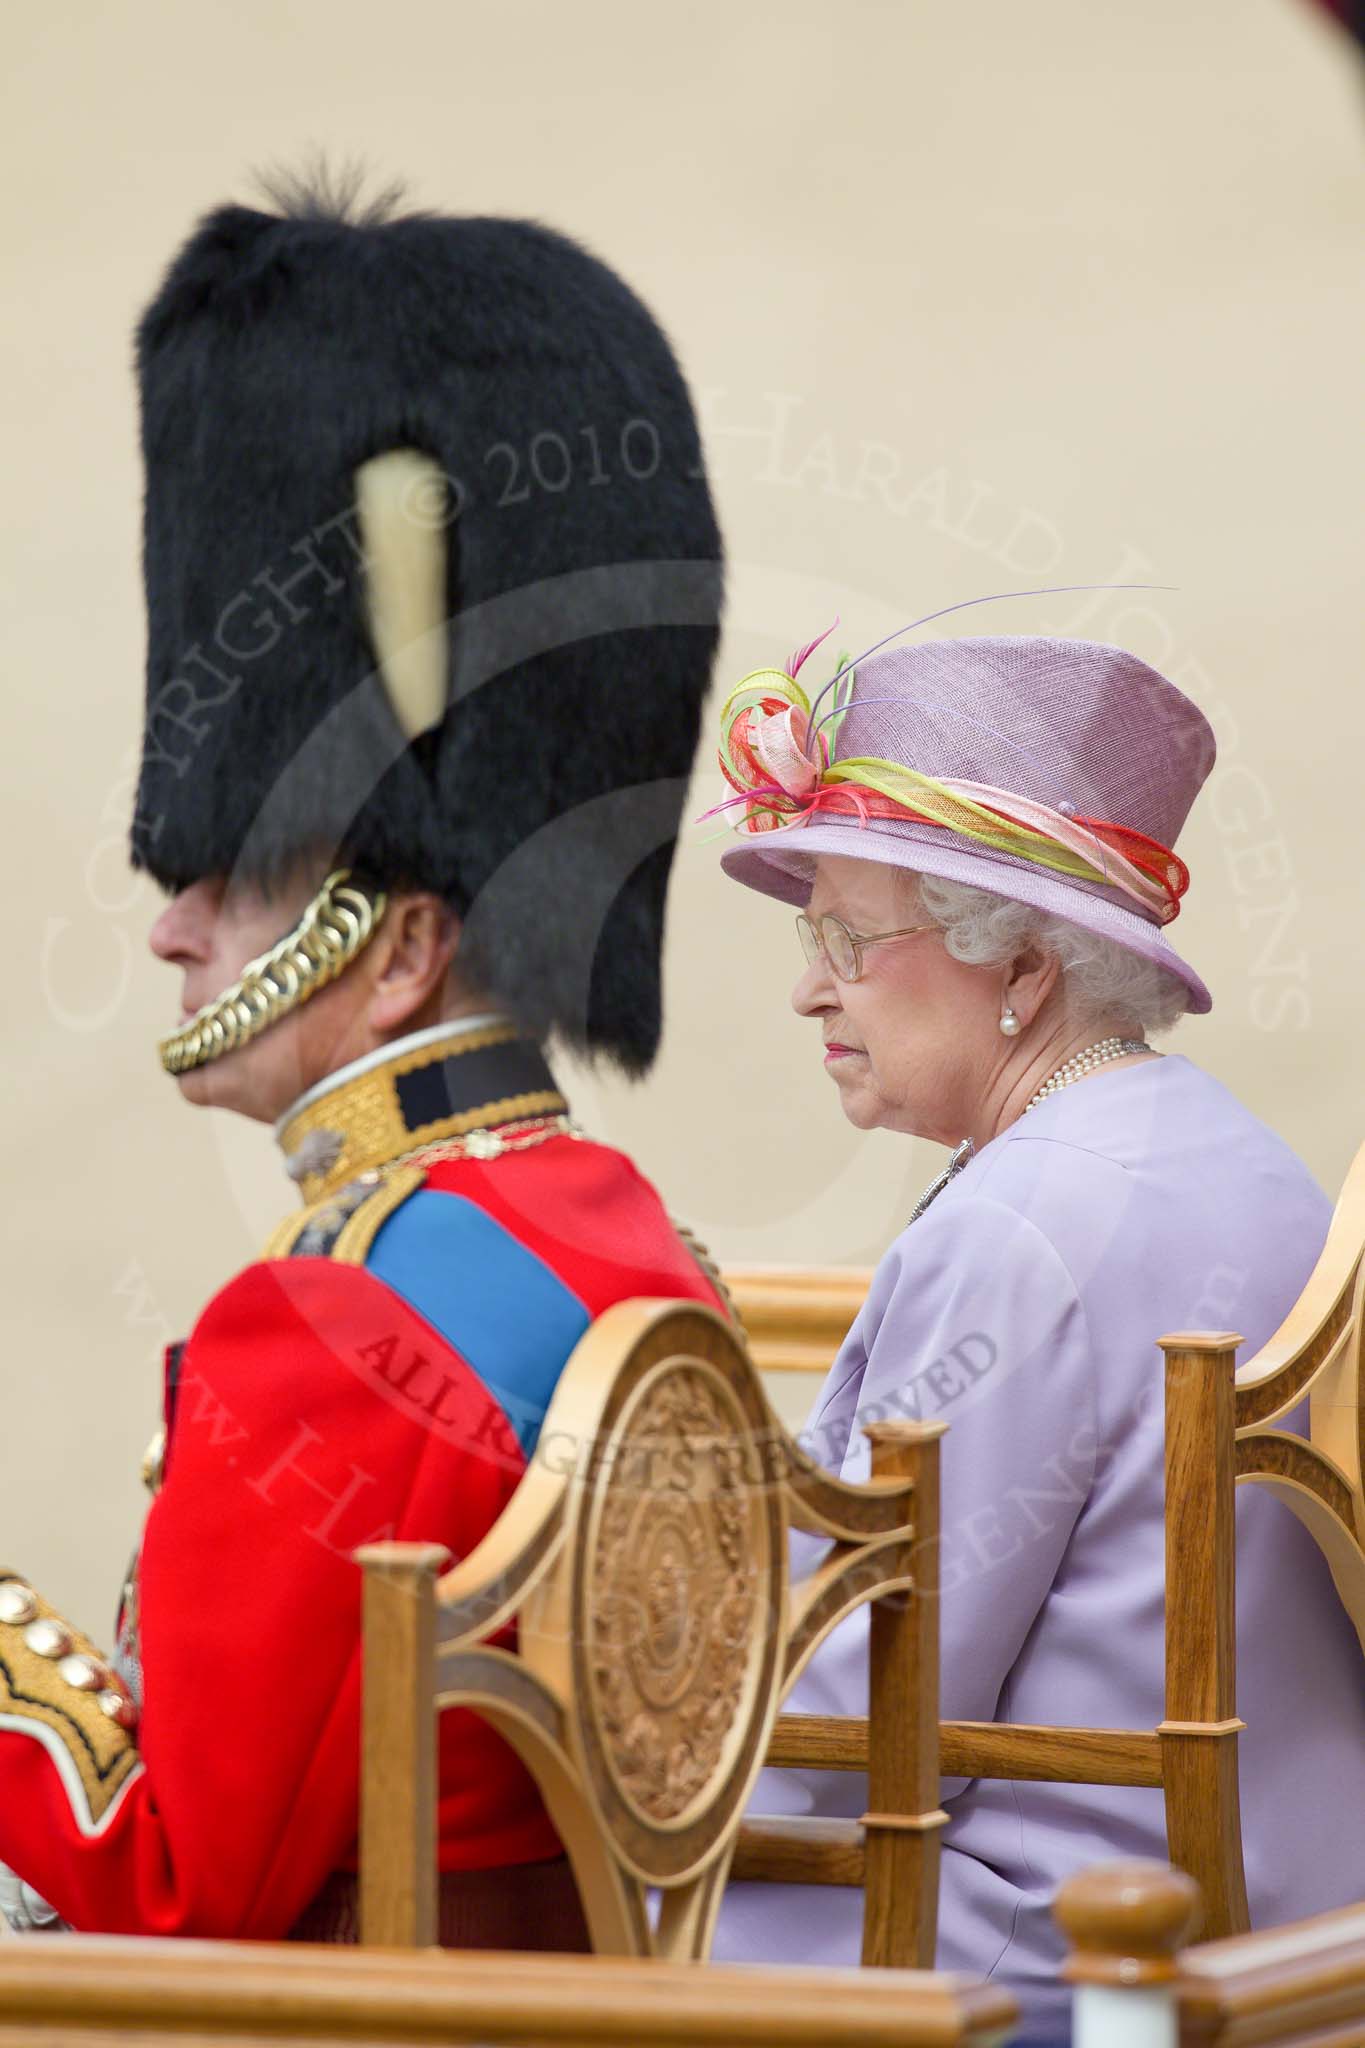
796, 912, 938, 983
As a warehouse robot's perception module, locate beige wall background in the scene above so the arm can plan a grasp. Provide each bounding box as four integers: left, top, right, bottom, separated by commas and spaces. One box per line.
3, 0, 1362, 1634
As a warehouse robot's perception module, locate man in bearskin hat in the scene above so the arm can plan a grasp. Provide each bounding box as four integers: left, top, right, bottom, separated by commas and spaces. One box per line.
0, 178, 724, 1943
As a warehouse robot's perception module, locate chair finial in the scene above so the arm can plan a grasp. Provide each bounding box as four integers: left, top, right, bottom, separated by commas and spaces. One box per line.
1055, 1859, 1201, 1986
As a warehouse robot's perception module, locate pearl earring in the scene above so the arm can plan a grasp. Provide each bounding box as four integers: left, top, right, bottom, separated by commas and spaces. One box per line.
999, 1006, 1021, 1037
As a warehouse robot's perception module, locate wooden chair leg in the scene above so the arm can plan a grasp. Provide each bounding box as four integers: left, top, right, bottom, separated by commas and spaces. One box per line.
859, 1422, 948, 1971
355, 1542, 449, 1947
1157, 1337, 1250, 1939
1158, 1724, 1247, 1941
654, 1851, 737, 1962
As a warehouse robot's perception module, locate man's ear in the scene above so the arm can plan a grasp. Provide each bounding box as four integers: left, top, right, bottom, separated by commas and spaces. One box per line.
366, 893, 462, 1036
1002, 940, 1062, 1029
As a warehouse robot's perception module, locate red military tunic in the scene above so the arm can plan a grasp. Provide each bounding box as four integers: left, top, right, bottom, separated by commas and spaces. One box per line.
0, 1025, 723, 1938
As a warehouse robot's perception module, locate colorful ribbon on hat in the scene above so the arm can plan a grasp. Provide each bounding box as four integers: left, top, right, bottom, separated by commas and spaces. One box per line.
706, 624, 1189, 926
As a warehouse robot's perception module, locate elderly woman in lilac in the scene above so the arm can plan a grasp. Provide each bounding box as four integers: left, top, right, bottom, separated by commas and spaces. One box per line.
708, 625, 1365, 2043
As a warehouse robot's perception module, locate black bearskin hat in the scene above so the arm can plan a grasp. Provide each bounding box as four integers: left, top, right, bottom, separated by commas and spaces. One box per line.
132, 182, 723, 1073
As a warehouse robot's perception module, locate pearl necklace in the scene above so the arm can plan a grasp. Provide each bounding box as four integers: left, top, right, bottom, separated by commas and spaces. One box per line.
1024, 1036, 1152, 1113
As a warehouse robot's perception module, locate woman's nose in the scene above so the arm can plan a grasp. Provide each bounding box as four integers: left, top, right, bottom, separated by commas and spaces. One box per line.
791, 955, 836, 1017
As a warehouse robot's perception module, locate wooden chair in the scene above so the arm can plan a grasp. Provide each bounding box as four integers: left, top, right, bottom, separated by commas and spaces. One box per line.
356, 1296, 947, 1968
730, 1137, 1365, 1945
1055, 1858, 1365, 2048
0, 1935, 1017, 2047
723, 1267, 871, 1376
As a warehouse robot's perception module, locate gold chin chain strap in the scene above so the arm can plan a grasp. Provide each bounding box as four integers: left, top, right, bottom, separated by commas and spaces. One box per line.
158, 870, 388, 1077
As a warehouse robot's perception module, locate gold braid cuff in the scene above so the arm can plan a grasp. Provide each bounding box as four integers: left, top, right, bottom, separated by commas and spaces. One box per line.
158, 871, 388, 1077
0, 1573, 141, 1833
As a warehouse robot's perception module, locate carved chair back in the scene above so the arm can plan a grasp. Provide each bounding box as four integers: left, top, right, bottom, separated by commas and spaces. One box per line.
727, 1136, 1365, 1948
356, 1297, 945, 1966
1229, 1133, 1365, 1652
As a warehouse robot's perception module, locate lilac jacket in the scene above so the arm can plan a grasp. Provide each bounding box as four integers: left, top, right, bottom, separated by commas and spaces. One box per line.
713, 1055, 1365, 2037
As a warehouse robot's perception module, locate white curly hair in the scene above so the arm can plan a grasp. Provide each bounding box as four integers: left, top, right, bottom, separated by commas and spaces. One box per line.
913, 874, 1190, 1038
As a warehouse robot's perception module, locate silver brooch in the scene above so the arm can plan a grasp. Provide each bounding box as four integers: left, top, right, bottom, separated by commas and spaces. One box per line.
909, 1137, 975, 1224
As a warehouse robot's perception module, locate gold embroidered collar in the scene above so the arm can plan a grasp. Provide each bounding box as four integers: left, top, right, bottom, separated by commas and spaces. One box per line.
275, 1019, 567, 1204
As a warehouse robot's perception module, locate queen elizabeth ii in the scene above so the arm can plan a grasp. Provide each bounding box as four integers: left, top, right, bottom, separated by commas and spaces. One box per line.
708, 624, 1365, 2043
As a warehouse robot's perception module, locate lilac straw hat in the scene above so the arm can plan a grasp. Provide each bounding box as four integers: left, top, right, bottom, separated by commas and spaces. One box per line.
718, 633, 1217, 1014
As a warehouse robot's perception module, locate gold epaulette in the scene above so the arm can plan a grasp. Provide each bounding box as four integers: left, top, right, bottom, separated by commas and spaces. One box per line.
261, 1163, 426, 1266
0, 1576, 141, 1834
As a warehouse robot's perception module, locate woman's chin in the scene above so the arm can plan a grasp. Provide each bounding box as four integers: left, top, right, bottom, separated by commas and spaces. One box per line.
830, 1073, 883, 1130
